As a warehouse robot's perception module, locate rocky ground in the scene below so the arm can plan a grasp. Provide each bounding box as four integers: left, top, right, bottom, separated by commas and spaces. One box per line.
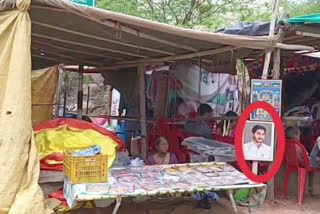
61, 73, 111, 116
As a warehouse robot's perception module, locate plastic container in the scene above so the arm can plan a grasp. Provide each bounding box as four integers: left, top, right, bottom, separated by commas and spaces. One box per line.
116, 121, 128, 148
64, 147, 108, 184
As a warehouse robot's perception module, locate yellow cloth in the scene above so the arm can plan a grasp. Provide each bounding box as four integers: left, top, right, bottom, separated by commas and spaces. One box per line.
0, 2, 50, 213
32, 66, 59, 125
35, 127, 118, 168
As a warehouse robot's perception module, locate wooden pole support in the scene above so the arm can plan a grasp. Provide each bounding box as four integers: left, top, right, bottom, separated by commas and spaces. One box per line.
77, 65, 84, 119
55, 67, 63, 118
138, 64, 147, 160
262, 0, 280, 79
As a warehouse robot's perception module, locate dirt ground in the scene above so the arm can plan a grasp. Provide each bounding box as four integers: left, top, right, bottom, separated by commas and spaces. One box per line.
67, 195, 320, 214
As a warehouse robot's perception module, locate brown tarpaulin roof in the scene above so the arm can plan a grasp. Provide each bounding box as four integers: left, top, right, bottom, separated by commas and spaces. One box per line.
18, 0, 279, 69
0, 0, 315, 71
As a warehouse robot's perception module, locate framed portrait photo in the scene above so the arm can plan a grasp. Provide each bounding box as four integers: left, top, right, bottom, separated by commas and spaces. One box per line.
242, 121, 275, 161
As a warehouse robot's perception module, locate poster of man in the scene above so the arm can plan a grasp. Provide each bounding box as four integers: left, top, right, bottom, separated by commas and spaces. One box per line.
243, 121, 275, 161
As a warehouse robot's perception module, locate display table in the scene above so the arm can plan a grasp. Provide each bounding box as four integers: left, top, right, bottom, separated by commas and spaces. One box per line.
64, 162, 266, 214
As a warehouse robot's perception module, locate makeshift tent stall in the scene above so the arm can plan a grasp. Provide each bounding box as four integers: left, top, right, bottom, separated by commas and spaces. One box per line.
0, 0, 315, 213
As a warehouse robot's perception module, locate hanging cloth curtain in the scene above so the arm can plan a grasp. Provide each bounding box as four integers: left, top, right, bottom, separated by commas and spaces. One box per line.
0, 0, 50, 213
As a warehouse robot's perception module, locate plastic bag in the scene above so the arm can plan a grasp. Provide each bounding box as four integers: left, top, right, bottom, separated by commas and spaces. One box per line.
72, 145, 101, 156
112, 151, 131, 167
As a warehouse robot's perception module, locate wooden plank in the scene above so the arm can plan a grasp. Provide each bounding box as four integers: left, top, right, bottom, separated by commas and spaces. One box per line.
138, 64, 147, 160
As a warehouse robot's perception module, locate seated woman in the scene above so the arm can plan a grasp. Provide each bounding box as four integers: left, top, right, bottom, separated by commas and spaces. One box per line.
147, 137, 178, 165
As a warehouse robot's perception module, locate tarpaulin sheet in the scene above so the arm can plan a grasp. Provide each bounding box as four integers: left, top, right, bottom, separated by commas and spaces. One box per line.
284, 13, 320, 25
32, 65, 59, 125
0, 0, 50, 213
33, 118, 125, 169
166, 62, 239, 118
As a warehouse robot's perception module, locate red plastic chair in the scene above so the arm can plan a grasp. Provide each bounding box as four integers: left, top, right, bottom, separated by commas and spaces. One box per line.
301, 119, 320, 152
281, 139, 320, 204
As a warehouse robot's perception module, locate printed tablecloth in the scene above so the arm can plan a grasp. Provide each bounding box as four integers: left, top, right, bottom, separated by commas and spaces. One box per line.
64, 162, 266, 209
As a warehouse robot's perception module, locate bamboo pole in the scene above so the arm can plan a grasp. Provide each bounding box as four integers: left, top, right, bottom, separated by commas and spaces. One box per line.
32, 33, 149, 59
138, 64, 147, 160
272, 29, 284, 79
262, 0, 280, 80
263, 0, 280, 200
33, 40, 123, 60
32, 47, 102, 66
32, 54, 61, 63
116, 46, 240, 65
33, 21, 175, 56
54, 68, 63, 117
86, 86, 90, 115
275, 43, 315, 51
77, 65, 84, 119
63, 72, 68, 117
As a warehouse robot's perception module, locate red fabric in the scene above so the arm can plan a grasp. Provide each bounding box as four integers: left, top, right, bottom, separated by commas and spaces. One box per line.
213, 134, 234, 145
40, 153, 64, 171
47, 189, 67, 206
33, 118, 125, 151
281, 139, 320, 204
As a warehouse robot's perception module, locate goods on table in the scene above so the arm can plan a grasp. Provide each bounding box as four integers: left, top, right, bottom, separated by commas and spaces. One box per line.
86, 183, 110, 193
117, 175, 140, 183
165, 167, 181, 175
111, 169, 133, 177
178, 165, 193, 172
193, 166, 214, 173
140, 177, 160, 183
70, 163, 251, 197
139, 182, 163, 191
109, 183, 135, 194
203, 172, 219, 177
141, 171, 162, 178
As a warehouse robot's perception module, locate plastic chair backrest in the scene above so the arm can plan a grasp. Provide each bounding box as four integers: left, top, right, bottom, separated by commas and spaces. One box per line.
285, 139, 310, 169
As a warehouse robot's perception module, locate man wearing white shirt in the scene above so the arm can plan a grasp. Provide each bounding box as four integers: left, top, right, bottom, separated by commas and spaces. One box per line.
243, 125, 271, 160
